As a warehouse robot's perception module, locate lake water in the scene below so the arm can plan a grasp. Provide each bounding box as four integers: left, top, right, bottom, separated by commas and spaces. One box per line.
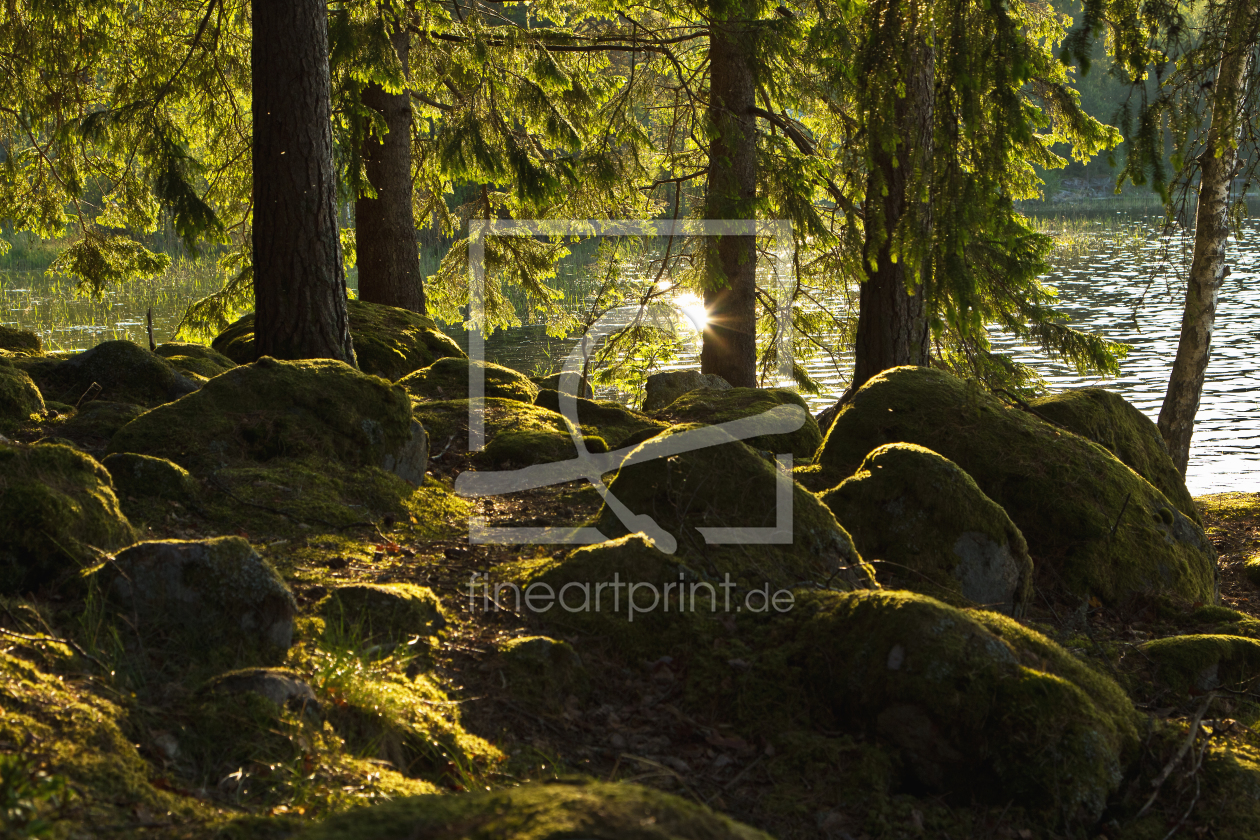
2, 216, 1258, 494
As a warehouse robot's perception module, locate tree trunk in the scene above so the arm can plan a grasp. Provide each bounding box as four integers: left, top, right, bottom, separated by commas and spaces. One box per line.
701, 0, 758, 389
1157, 11, 1254, 476
252, 0, 356, 364
355, 28, 426, 314
850, 1, 933, 392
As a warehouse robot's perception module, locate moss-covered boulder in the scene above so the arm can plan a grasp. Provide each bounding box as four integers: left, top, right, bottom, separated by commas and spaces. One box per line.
655, 387, 822, 461
596, 426, 873, 589
153, 341, 237, 380
296, 780, 774, 840
412, 397, 606, 467
534, 388, 668, 449
55, 400, 147, 448
533, 369, 593, 398
1031, 386, 1199, 524
102, 537, 297, 657
494, 636, 590, 708
321, 583, 446, 647
0, 356, 45, 428
101, 452, 200, 501
821, 444, 1033, 615
398, 357, 538, 403
207, 667, 319, 715
0, 442, 135, 593
814, 367, 1216, 605
0, 325, 42, 356
107, 356, 427, 483
1138, 634, 1260, 697
730, 590, 1141, 826
212, 299, 465, 380
643, 369, 731, 412
27, 340, 200, 407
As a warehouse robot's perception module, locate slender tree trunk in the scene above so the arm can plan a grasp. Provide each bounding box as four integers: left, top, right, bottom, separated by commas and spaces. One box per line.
1157, 10, 1255, 476
851, 0, 933, 392
701, 0, 758, 388
252, 0, 356, 364
355, 28, 426, 314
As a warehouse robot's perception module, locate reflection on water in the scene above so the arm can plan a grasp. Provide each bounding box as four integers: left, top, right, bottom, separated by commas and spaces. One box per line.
3, 215, 1257, 493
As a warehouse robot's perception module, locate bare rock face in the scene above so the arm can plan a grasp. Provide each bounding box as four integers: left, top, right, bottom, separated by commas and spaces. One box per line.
105, 537, 297, 658
642, 369, 731, 412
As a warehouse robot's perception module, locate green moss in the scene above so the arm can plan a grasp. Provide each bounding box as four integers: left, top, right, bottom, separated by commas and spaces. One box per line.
0, 442, 135, 594
0, 650, 197, 831
55, 400, 147, 447
101, 452, 200, 501
34, 340, 199, 407
1139, 634, 1260, 696
412, 397, 606, 468
495, 636, 590, 708
154, 340, 237, 379
0, 356, 45, 429
295, 779, 774, 840
1245, 559, 1260, 588
815, 366, 1217, 605
595, 426, 877, 591
534, 388, 667, 449
398, 357, 538, 403
107, 357, 417, 476
0, 325, 42, 356
719, 590, 1141, 827
213, 300, 465, 380
821, 443, 1033, 615
656, 387, 822, 461
1031, 387, 1200, 524
322, 583, 446, 649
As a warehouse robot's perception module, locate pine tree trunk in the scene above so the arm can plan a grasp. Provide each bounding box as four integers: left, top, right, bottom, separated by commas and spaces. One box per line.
355, 28, 426, 314
252, 0, 356, 364
1157, 13, 1254, 476
701, 0, 758, 389
851, 4, 933, 392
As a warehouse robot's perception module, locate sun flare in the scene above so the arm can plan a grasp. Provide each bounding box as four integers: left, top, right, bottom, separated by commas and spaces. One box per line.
674, 292, 708, 332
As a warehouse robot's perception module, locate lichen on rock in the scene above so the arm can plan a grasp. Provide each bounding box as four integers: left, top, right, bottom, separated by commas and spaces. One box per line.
0, 441, 135, 594
821, 443, 1034, 614
398, 357, 539, 403
815, 366, 1217, 605
212, 299, 465, 380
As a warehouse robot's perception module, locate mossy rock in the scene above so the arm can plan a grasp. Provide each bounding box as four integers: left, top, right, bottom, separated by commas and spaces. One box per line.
0, 355, 45, 429
0, 442, 135, 594
107, 356, 427, 483
815, 367, 1217, 605
0, 325, 42, 356
412, 397, 607, 467
534, 388, 668, 449
0, 650, 192, 827
495, 636, 590, 708
1138, 634, 1260, 696
322, 583, 446, 647
28, 340, 200, 407
532, 369, 593, 398
55, 400, 147, 448
1246, 558, 1260, 587
295, 779, 773, 840
100, 537, 297, 661
206, 667, 319, 714
398, 357, 538, 403
655, 387, 823, 461
154, 341, 237, 379
101, 452, 199, 501
643, 369, 732, 412
821, 443, 1034, 615
723, 590, 1141, 827
595, 426, 876, 590
212, 299, 465, 380
1031, 386, 1199, 524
